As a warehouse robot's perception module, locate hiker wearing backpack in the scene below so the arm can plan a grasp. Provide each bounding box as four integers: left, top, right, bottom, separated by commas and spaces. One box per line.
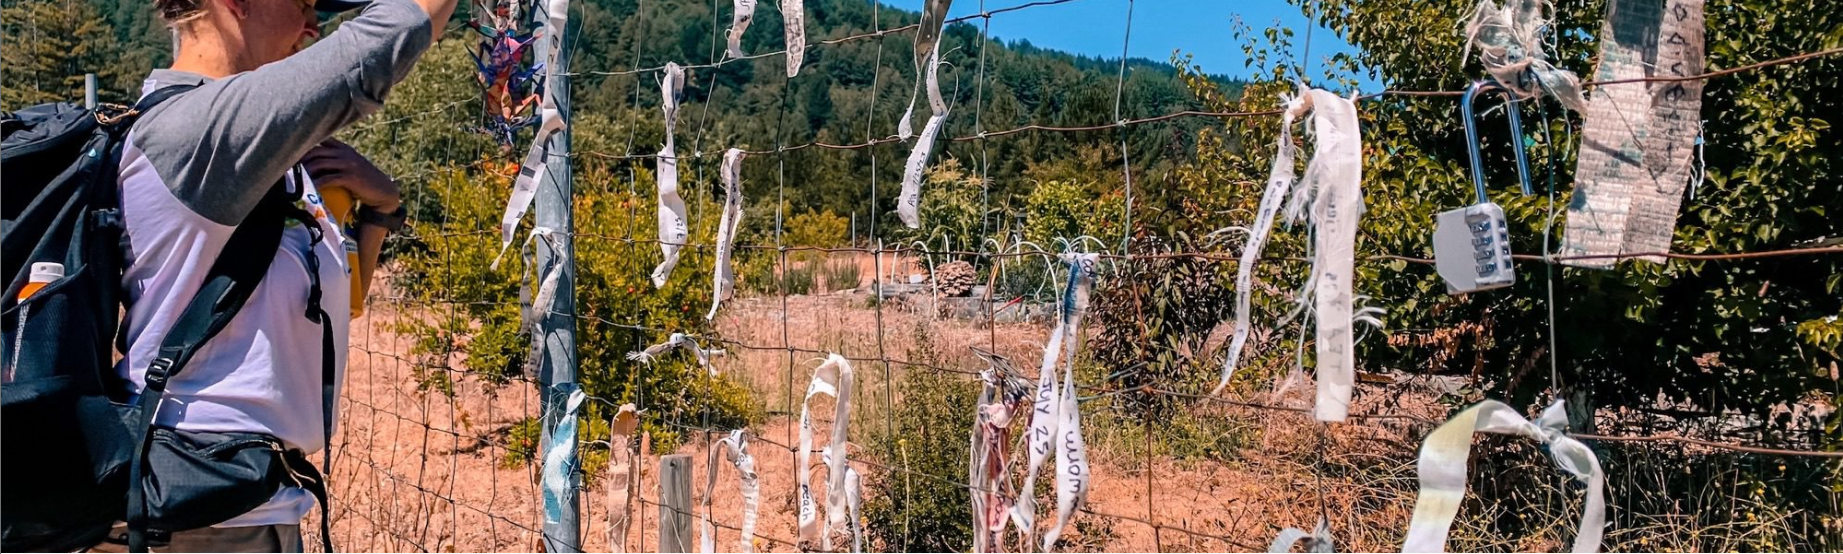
0, 0, 455, 549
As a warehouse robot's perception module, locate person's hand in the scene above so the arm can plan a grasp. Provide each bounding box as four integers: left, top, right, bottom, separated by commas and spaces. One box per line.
302, 138, 401, 213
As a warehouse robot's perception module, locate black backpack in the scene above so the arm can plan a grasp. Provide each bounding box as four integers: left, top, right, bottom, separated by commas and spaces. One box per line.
3, 89, 335, 552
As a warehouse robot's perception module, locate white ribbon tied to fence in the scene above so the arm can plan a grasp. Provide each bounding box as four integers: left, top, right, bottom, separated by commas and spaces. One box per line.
700, 429, 758, 553
725, 0, 756, 59
897, 110, 946, 229
1041, 364, 1090, 551
626, 332, 726, 375
1014, 253, 1097, 548
782, 0, 806, 77
653, 63, 690, 287
1269, 518, 1335, 553
605, 404, 640, 553
541, 385, 585, 525
1285, 89, 1365, 423
1215, 96, 1301, 395
1403, 399, 1605, 553
797, 354, 855, 550
708, 148, 745, 321
822, 447, 865, 553
495, 0, 571, 266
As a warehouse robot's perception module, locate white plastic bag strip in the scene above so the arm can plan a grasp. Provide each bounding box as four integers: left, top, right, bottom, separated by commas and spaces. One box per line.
496, 109, 564, 265
1269, 518, 1334, 553
1461, 0, 1586, 113
1041, 365, 1090, 551
1403, 399, 1605, 553
701, 430, 758, 554
1215, 98, 1301, 395
626, 332, 725, 374
1015, 253, 1098, 544
821, 447, 864, 553
707, 148, 745, 321
541, 385, 585, 525
797, 354, 854, 550
652, 143, 689, 287
1294, 89, 1364, 423
725, 0, 756, 59
896, 111, 946, 229
606, 404, 639, 553
782, 0, 806, 77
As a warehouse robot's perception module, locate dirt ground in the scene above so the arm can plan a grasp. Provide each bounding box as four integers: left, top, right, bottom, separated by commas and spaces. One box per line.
310, 280, 1436, 553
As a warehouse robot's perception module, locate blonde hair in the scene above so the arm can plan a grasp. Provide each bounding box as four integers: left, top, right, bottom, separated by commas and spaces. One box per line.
156, 0, 209, 28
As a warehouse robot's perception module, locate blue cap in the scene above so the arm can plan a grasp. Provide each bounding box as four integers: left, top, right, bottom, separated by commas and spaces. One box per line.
314, 0, 369, 12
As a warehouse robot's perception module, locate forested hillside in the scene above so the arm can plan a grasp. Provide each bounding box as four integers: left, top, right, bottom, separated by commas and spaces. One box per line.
5, 0, 1243, 219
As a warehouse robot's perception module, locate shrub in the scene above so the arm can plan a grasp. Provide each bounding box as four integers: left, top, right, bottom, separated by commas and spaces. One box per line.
392, 160, 757, 457
863, 324, 977, 552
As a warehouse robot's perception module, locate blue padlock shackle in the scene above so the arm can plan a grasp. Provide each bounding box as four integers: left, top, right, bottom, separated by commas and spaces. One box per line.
1461, 80, 1535, 204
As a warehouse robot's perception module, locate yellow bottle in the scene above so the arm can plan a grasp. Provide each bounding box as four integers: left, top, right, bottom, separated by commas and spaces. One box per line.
317, 187, 367, 318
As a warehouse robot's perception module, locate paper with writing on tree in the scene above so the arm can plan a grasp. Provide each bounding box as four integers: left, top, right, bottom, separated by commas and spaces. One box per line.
1562, 0, 1706, 268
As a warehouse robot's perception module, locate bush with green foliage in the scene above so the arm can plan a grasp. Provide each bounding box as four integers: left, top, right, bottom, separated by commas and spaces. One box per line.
863, 325, 977, 552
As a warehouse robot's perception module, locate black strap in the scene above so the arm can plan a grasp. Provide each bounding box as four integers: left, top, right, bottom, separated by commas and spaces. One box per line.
125, 172, 320, 552
279, 182, 338, 554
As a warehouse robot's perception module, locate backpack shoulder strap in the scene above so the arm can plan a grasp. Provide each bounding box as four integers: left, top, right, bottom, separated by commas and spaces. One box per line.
124, 176, 295, 552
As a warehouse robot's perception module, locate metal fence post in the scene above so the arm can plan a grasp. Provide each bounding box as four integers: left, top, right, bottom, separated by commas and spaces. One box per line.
534, 1, 579, 550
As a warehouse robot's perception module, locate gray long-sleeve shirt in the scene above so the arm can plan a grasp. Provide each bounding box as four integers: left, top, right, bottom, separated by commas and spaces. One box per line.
116, 0, 432, 527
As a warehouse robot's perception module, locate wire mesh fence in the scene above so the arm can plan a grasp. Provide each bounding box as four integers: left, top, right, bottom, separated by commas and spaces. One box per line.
8, 0, 1833, 551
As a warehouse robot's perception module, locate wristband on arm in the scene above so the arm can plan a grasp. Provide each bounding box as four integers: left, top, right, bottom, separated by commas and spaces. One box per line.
357, 204, 407, 232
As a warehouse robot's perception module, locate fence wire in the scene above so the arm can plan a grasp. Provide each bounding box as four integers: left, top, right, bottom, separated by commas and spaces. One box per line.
251, 0, 1843, 552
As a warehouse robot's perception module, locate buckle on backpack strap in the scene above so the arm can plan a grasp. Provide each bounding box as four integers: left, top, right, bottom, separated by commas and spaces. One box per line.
94, 104, 139, 126
145, 358, 174, 389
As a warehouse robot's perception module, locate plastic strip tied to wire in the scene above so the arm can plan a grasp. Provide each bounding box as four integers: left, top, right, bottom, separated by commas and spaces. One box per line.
782, 0, 806, 77
700, 429, 759, 553
708, 148, 745, 321
970, 348, 1032, 553
493, 0, 571, 265
821, 447, 865, 552
605, 404, 640, 553
796, 354, 855, 550
725, 0, 757, 59
653, 62, 691, 287
541, 385, 586, 525
1215, 88, 1374, 424
626, 332, 727, 375
1269, 518, 1334, 553
1462, 0, 1587, 113
1280, 89, 1368, 423
1403, 399, 1605, 553
1014, 253, 1097, 550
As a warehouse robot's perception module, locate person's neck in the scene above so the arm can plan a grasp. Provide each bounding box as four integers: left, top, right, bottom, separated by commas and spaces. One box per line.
168, 33, 251, 78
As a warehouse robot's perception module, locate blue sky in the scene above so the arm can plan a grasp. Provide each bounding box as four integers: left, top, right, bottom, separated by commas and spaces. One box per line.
881, 0, 1364, 83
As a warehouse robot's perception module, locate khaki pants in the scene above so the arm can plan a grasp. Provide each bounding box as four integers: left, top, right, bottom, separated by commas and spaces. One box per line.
88, 523, 303, 553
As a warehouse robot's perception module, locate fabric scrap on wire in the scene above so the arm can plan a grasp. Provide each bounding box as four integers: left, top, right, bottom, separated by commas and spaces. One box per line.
782, 0, 806, 77
606, 404, 640, 552
822, 447, 865, 553
1041, 364, 1090, 551
1403, 399, 1605, 553
896, 111, 946, 229
1215, 95, 1302, 395
797, 354, 855, 550
653, 63, 689, 287
701, 430, 758, 553
971, 349, 1032, 552
494, 109, 564, 267
541, 385, 585, 525
725, 0, 756, 59
1014, 253, 1098, 546
1286, 89, 1365, 422
708, 148, 745, 320
626, 332, 726, 375
1269, 518, 1334, 553
1462, 0, 1587, 113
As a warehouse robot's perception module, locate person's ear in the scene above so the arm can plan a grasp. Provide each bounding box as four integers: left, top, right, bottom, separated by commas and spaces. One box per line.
222, 0, 250, 20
